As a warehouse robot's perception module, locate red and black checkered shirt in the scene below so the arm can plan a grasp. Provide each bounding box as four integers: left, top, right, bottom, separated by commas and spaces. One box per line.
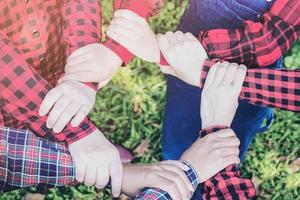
0, 0, 163, 145
199, 0, 300, 68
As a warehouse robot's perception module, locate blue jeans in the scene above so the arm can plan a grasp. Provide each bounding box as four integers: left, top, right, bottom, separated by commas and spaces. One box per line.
161, 0, 281, 199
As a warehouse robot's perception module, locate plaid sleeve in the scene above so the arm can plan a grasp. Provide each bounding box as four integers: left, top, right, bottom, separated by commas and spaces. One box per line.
199, 0, 300, 67
0, 126, 75, 192
0, 33, 96, 145
200, 127, 256, 200
135, 161, 199, 200
62, 0, 102, 91
104, 0, 165, 65
200, 59, 300, 113
62, 0, 102, 55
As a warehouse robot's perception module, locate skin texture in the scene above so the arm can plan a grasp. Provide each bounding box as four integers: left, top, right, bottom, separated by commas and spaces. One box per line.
68, 129, 123, 197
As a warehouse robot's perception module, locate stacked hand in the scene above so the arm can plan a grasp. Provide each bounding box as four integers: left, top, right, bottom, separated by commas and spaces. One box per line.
201, 62, 247, 129
122, 161, 194, 200
180, 129, 240, 183
69, 129, 123, 197
39, 80, 96, 133
107, 9, 160, 63
157, 31, 208, 87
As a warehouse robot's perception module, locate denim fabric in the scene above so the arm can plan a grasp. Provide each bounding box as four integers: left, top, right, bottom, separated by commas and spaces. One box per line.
162, 1, 280, 199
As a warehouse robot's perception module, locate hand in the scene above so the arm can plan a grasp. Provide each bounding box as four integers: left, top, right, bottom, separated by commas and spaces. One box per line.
69, 129, 123, 197
201, 62, 247, 129
122, 161, 194, 200
107, 9, 160, 63
181, 129, 240, 183
61, 43, 122, 83
157, 31, 208, 87
39, 80, 96, 133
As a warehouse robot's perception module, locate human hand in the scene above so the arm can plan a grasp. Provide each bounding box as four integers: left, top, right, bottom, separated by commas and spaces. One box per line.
107, 9, 160, 63
39, 81, 96, 133
201, 62, 247, 129
69, 129, 123, 197
157, 31, 208, 87
61, 43, 122, 84
122, 161, 194, 200
181, 129, 240, 183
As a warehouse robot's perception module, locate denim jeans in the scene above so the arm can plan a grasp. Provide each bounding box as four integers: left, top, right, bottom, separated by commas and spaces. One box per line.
161, 0, 281, 199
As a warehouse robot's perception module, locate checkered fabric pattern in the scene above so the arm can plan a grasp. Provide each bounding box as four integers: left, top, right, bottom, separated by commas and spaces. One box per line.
0, 0, 103, 144
135, 161, 199, 200
200, 59, 300, 113
199, 0, 300, 68
0, 126, 75, 192
201, 127, 256, 200
0, 0, 164, 144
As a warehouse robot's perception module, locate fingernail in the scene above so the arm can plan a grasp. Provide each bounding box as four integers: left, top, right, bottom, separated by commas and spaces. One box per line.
239, 65, 247, 71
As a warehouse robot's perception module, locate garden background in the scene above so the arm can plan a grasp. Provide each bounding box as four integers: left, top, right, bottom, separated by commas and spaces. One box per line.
1, 0, 299, 199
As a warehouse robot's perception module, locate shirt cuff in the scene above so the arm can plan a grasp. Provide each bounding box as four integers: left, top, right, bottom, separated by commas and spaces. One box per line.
103, 38, 134, 65
180, 160, 200, 191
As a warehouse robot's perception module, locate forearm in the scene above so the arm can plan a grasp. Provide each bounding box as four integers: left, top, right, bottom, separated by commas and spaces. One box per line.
199, 0, 300, 67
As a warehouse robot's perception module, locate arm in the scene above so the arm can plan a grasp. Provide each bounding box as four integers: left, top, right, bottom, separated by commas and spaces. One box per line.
104, 0, 165, 65
200, 59, 300, 113
0, 33, 96, 145
199, 0, 300, 67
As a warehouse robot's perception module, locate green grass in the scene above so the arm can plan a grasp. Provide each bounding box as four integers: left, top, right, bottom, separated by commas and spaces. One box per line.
1, 0, 299, 199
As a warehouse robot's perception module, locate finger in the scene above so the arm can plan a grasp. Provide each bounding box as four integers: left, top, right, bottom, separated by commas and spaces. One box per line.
161, 164, 194, 193
202, 63, 219, 91
107, 30, 133, 50
215, 129, 236, 138
160, 66, 177, 76
114, 9, 146, 25
213, 61, 230, 85
84, 164, 98, 186
157, 34, 172, 59
39, 88, 63, 116
223, 155, 241, 167
95, 164, 110, 189
110, 159, 123, 197
216, 137, 241, 147
52, 102, 81, 133
222, 63, 239, 85
233, 65, 247, 91
111, 17, 140, 32
158, 172, 189, 200
74, 158, 86, 183
165, 31, 178, 49
185, 32, 198, 41
107, 24, 136, 41
153, 177, 181, 200
175, 31, 186, 44
62, 71, 101, 82
215, 146, 240, 157
71, 106, 90, 127
46, 96, 72, 129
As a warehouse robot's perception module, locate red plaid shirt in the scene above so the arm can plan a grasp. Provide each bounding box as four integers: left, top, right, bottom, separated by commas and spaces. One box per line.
199, 0, 300, 68
0, 0, 163, 145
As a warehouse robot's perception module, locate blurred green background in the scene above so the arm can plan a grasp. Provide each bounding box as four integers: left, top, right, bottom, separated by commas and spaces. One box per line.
1, 0, 299, 199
